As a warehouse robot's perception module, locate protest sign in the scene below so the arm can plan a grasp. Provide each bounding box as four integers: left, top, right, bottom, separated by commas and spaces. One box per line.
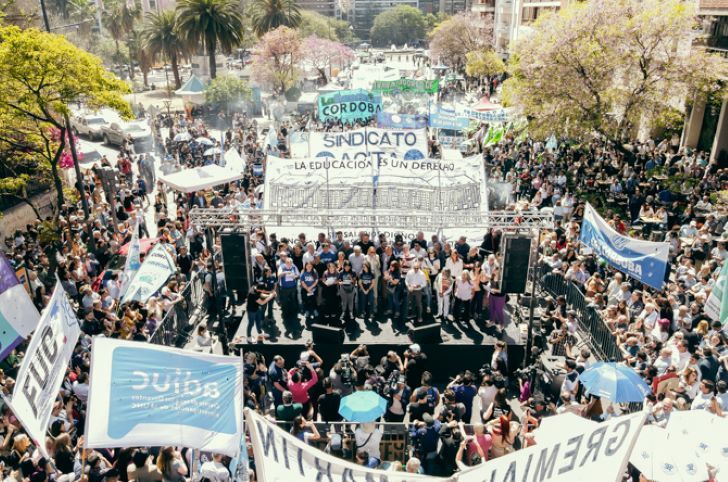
462, 107, 509, 123
581, 203, 669, 290
705, 260, 728, 322
86, 338, 244, 456
121, 243, 177, 304
317, 89, 382, 122
0, 253, 40, 360
306, 128, 428, 161
376, 112, 428, 129
429, 105, 469, 130
371, 79, 439, 94
6, 281, 80, 457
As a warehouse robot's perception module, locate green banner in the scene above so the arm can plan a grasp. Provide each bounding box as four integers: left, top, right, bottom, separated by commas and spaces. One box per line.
371, 78, 439, 94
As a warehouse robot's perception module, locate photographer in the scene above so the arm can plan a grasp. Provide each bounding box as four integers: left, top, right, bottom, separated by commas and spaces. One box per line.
329, 354, 355, 397
379, 351, 404, 380
383, 373, 410, 422
447, 371, 477, 423
409, 371, 439, 421
404, 344, 427, 390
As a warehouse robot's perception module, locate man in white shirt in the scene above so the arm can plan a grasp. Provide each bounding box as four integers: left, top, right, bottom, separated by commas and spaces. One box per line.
349, 245, 366, 275
691, 380, 718, 411
405, 262, 427, 323
200, 454, 230, 482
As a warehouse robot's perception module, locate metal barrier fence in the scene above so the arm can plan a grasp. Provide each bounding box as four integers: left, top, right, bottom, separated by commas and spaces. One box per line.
538, 265, 623, 362
149, 273, 205, 347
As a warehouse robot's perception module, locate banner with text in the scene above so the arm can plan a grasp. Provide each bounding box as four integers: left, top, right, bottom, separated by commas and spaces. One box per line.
119, 218, 141, 299
121, 243, 177, 304
371, 78, 439, 94
457, 411, 645, 482
7, 281, 80, 457
0, 253, 40, 361
247, 409, 441, 482
264, 154, 487, 213
317, 89, 382, 122
86, 338, 244, 456
376, 112, 428, 129
429, 105, 469, 130
462, 107, 509, 123
705, 259, 728, 323
305, 128, 428, 161
581, 203, 669, 290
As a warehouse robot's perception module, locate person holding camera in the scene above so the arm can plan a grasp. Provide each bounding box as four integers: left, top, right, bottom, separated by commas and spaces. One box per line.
383, 374, 410, 422
404, 344, 427, 390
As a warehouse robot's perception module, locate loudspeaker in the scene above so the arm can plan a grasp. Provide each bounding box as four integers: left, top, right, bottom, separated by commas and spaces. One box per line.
311, 323, 345, 344
408, 322, 442, 344
501, 236, 532, 294
220, 232, 252, 298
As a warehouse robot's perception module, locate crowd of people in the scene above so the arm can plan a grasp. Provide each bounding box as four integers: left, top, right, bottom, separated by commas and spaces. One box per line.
0, 85, 727, 482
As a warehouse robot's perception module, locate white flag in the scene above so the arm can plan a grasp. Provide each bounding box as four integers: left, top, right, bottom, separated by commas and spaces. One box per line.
5, 281, 81, 457
121, 243, 176, 304
119, 218, 142, 299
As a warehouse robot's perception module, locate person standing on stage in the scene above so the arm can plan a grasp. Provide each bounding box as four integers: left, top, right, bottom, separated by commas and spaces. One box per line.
278, 257, 300, 325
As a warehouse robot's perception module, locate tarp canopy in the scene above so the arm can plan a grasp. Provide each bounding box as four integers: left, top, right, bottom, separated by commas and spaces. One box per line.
159, 164, 243, 193
175, 74, 206, 95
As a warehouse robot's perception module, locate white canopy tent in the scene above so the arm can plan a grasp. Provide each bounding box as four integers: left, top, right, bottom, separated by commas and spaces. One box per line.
159, 164, 243, 193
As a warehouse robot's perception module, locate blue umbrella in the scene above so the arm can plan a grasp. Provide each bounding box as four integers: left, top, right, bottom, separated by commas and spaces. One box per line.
338, 391, 387, 422
579, 362, 652, 403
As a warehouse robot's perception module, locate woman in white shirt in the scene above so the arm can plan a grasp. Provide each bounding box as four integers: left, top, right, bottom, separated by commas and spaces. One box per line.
434, 269, 454, 320
354, 423, 383, 462
445, 251, 464, 278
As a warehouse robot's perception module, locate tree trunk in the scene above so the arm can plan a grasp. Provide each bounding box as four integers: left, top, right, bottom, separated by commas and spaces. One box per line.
50, 157, 65, 211
142, 69, 149, 87
208, 40, 217, 79
171, 53, 182, 89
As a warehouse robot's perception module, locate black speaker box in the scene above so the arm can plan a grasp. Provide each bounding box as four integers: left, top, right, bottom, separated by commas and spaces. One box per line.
408, 322, 442, 344
501, 236, 532, 294
220, 233, 251, 297
311, 323, 345, 344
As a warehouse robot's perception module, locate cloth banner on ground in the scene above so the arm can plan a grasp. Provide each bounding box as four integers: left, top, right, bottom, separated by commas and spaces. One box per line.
317, 89, 382, 122
263, 154, 488, 213
580, 203, 669, 290
462, 107, 509, 123
0, 253, 40, 360
371, 78, 439, 94
305, 128, 428, 161
428, 105, 469, 130
5, 281, 80, 457
119, 218, 141, 299
457, 411, 645, 482
376, 112, 428, 129
86, 338, 244, 456
705, 259, 728, 323
121, 243, 176, 304
246, 409, 441, 482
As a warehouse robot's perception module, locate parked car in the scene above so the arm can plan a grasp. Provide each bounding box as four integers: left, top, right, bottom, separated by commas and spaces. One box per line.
101, 120, 153, 152
72, 112, 113, 140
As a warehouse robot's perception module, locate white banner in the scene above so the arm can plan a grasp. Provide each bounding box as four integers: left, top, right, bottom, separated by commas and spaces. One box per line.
86, 338, 244, 456
246, 409, 443, 482
705, 259, 727, 321
121, 243, 176, 304
6, 281, 81, 457
247, 409, 644, 482
458, 412, 645, 482
263, 155, 488, 213
119, 218, 141, 299
301, 128, 428, 162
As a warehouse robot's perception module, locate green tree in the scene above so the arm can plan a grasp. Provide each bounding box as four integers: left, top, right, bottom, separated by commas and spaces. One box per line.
297, 10, 354, 42
205, 75, 251, 113
504, 0, 728, 145
142, 9, 185, 89
102, 0, 140, 78
465, 49, 505, 79
176, 0, 245, 79
250, 0, 301, 37
370, 6, 426, 47
0, 26, 131, 211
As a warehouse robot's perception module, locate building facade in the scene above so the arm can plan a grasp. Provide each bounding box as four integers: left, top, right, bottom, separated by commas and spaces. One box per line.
298, 0, 341, 18
348, 0, 420, 40
682, 0, 728, 163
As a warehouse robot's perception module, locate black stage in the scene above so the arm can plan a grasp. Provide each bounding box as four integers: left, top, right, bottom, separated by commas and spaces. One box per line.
225, 306, 526, 381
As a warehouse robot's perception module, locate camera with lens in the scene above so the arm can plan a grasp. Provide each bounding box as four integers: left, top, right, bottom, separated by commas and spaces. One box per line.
478, 363, 493, 379
382, 369, 401, 396
338, 353, 354, 387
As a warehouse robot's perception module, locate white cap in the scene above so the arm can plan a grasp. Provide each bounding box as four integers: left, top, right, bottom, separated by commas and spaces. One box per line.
409, 343, 421, 354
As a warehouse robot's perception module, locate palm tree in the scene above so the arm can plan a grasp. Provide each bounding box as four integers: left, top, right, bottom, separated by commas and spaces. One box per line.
102, 0, 140, 78
142, 10, 185, 89
250, 0, 301, 37
176, 0, 244, 79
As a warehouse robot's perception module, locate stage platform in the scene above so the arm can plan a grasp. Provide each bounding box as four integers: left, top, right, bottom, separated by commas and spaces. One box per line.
223, 305, 526, 381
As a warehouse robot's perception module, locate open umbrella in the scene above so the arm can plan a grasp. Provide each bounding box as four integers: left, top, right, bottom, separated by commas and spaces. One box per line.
119, 237, 157, 256
338, 391, 387, 422
196, 137, 214, 146
579, 362, 651, 403
203, 147, 222, 156
174, 132, 191, 142
630, 425, 708, 482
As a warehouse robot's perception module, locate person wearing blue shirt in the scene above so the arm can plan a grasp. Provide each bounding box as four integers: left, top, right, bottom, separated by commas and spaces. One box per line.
319, 243, 337, 264
278, 257, 300, 324
300, 262, 319, 324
